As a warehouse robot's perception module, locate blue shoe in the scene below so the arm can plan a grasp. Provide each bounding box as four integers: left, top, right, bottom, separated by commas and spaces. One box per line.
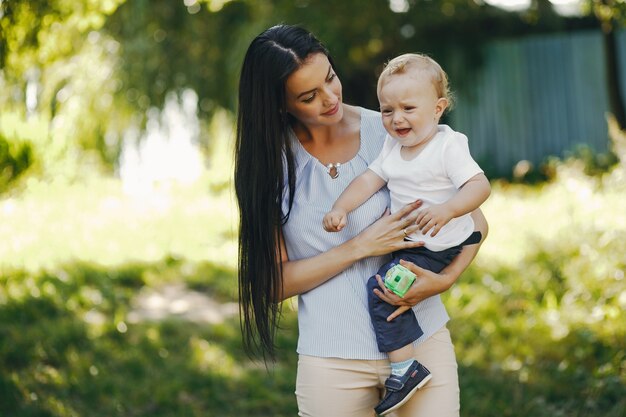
374, 360, 432, 416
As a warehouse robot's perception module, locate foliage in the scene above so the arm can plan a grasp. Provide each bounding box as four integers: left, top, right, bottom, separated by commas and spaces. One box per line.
449, 229, 626, 416
583, 0, 626, 26
1, 0, 598, 171
0, 130, 33, 191
579, 0, 626, 129
102, 0, 595, 116
506, 144, 619, 184
0, 0, 123, 74
0, 110, 102, 189
452, 128, 626, 416
0, 0, 133, 166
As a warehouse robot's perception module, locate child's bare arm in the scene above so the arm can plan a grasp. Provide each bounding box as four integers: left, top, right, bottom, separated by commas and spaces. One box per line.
416, 173, 491, 237
323, 169, 386, 232
334, 169, 387, 212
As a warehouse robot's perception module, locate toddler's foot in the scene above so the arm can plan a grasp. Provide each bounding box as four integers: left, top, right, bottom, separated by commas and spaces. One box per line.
374, 360, 432, 416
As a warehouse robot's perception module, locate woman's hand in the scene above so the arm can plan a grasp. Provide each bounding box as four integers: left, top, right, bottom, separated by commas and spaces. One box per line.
373, 259, 454, 321
372, 208, 488, 320
351, 201, 425, 259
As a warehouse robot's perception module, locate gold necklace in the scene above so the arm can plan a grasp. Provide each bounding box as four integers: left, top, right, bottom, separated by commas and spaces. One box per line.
326, 162, 341, 179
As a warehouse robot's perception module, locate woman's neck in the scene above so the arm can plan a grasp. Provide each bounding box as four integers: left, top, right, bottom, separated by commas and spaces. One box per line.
292, 105, 361, 165
294, 106, 357, 141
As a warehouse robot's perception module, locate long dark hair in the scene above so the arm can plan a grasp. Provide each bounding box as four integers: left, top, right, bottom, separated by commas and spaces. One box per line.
235, 25, 330, 360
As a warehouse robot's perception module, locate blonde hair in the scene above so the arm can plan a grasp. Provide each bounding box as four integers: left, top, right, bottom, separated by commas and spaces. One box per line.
377, 53, 454, 111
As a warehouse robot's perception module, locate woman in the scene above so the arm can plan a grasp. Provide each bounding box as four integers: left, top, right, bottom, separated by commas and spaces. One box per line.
234, 24, 488, 417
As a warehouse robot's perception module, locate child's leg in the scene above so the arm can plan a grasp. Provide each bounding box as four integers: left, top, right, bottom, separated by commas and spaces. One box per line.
387, 345, 414, 363
379, 248, 453, 372
372, 251, 447, 376
369, 249, 456, 415
366, 256, 429, 416
366, 259, 423, 354
386, 345, 417, 388
367, 247, 457, 355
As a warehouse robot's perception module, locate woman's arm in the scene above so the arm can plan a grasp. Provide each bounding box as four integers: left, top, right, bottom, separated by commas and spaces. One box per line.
278, 201, 425, 301
373, 208, 488, 320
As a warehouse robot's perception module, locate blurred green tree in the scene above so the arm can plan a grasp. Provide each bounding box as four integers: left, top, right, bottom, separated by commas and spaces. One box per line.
1, 0, 593, 170
582, 0, 626, 129
105, 0, 578, 114
0, 0, 129, 167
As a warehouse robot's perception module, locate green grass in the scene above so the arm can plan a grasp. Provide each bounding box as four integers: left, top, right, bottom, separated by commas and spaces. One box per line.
0, 260, 299, 417
1, 144, 625, 416
0, 176, 238, 273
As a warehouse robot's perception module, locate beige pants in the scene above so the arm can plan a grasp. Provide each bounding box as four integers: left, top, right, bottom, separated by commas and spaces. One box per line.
296, 326, 460, 417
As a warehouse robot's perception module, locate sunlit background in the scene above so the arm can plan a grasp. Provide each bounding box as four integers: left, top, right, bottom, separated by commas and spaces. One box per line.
1, 0, 625, 416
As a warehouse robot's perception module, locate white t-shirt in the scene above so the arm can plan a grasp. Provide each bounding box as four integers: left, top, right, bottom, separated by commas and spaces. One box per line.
368, 124, 483, 251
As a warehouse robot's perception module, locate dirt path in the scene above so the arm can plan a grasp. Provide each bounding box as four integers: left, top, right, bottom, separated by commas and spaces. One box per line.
127, 283, 238, 324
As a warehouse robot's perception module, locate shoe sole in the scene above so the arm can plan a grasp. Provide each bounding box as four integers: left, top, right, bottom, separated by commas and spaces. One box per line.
379, 373, 433, 416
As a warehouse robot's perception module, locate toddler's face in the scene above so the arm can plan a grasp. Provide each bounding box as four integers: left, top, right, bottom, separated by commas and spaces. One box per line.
378, 71, 446, 149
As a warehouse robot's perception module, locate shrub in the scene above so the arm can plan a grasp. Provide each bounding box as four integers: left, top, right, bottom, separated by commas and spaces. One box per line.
0, 131, 34, 192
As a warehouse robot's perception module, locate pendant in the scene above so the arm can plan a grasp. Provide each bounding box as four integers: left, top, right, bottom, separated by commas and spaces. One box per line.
326, 162, 341, 179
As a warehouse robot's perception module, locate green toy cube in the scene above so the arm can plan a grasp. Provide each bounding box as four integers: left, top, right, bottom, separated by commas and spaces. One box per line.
384, 264, 416, 297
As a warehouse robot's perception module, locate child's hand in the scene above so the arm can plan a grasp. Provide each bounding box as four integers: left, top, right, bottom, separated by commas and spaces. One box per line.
415, 204, 455, 237
323, 209, 348, 232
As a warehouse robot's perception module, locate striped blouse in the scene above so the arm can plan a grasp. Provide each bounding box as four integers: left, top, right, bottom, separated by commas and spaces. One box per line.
281, 107, 449, 359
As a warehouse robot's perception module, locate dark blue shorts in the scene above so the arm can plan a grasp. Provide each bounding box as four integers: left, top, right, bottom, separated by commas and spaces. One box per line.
367, 231, 482, 353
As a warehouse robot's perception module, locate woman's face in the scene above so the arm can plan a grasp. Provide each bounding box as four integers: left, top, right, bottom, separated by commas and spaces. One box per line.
284, 53, 343, 126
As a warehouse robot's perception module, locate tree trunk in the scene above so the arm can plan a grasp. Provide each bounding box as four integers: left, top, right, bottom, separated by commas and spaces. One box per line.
602, 22, 626, 129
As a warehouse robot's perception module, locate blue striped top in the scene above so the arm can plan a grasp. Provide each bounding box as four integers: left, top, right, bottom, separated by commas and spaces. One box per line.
281, 107, 449, 359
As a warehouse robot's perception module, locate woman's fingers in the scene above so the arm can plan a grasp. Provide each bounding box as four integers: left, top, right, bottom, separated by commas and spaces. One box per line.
391, 201, 421, 223
373, 276, 395, 303
399, 259, 427, 276
375, 274, 388, 292
387, 305, 411, 322
373, 288, 400, 305
373, 274, 410, 306
404, 238, 425, 250
404, 224, 420, 236
381, 201, 424, 238
375, 275, 398, 302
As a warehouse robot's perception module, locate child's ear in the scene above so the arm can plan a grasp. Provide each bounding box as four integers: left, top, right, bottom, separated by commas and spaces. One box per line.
435, 98, 449, 118
435, 97, 448, 118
